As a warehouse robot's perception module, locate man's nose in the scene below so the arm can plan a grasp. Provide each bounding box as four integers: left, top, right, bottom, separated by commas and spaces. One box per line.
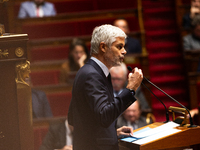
122, 48, 127, 55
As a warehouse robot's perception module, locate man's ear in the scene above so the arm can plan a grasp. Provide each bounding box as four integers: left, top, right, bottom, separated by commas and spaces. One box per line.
99, 42, 107, 53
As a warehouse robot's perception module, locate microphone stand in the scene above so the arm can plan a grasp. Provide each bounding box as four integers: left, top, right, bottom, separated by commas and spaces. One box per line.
127, 66, 169, 123
127, 66, 196, 127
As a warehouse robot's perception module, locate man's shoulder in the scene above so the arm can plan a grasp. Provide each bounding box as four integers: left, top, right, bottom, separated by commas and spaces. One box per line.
21, 1, 34, 7
183, 34, 194, 42
44, 1, 55, 7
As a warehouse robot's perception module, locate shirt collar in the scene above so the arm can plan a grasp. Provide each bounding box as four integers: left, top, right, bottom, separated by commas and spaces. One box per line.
91, 57, 109, 77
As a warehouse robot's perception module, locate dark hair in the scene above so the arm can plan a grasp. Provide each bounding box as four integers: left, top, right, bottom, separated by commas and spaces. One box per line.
68, 38, 90, 71
191, 14, 200, 29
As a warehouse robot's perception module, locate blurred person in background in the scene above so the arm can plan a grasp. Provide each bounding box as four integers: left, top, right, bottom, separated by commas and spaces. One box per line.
110, 63, 151, 112
39, 119, 73, 150
26, 77, 53, 119
116, 100, 152, 130
113, 18, 142, 54
182, 0, 200, 29
183, 15, 200, 71
59, 38, 90, 85
18, 0, 56, 18
183, 14, 200, 50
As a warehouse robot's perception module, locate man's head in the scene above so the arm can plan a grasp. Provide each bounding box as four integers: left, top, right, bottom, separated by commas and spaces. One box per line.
90, 24, 127, 69
110, 63, 127, 92
192, 14, 200, 39
123, 100, 141, 123
191, 0, 200, 8
113, 18, 130, 35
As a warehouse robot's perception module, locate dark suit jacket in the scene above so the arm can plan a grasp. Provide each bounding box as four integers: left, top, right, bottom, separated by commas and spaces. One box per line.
125, 36, 142, 54
32, 89, 53, 118
68, 59, 136, 150
39, 121, 67, 150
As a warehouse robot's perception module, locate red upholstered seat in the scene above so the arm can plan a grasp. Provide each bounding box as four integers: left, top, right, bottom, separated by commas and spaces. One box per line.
151, 88, 185, 98
31, 45, 69, 62
146, 30, 179, 43
150, 76, 185, 84
30, 70, 60, 86
146, 41, 179, 53
22, 16, 139, 40
22, 21, 79, 39
53, 0, 95, 14
47, 92, 72, 117
33, 126, 49, 150
95, 0, 137, 10
144, 20, 176, 30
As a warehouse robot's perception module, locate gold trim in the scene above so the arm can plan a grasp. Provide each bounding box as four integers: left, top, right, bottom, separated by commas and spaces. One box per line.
0, 0, 9, 3
15, 47, 24, 58
16, 60, 31, 86
0, 49, 8, 58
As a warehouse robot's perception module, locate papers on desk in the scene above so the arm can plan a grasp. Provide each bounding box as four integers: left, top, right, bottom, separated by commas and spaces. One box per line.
121, 121, 182, 145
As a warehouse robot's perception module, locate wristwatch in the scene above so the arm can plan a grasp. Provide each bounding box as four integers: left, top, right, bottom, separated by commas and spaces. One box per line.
127, 88, 135, 96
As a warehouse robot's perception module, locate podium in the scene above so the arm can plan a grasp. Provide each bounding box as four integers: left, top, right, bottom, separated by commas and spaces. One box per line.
0, 34, 34, 150
119, 122, 200, 150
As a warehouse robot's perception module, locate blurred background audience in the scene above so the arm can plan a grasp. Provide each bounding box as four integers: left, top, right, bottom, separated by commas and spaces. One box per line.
116, 100, 153, 130
59, 38, 90, 85
18, 0, 56, 18
39, 119, 73, 150
110, 63, 151, 112
182, 0, 200, 29
183, 14, 200, 50
26, 77, 53, 119
113, 18, 142, 54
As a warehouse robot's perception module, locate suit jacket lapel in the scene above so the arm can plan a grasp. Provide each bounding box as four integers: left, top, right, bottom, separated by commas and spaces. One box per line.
87, 59, 114, 96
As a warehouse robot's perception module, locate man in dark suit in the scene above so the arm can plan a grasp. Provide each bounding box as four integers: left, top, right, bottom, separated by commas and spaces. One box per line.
113, 18, 142, 54
68, 24, 143, 150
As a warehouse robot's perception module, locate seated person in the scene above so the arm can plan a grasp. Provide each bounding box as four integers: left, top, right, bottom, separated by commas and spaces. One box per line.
117, 100, 152, 130
113, 18, 142, 54
32, 89, 53, 119
183, 14, 200, 71
39, 119, 73, 150
182, 0, 200, 29
183, 14, 200, 50
18, 0, 56, 18
26, 77, 53, 119
59, 38, 90, 84
110, 63, 151, 112
39, 119, 134, 150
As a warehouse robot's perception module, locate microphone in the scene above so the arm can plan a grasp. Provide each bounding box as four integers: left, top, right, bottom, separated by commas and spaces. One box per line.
127, 66, 169, 123
127, 66, 196, 127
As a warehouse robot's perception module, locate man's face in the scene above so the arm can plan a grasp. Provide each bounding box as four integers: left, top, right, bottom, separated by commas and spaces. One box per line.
103, 37, 126, 69
72, 45, 85, 63
111, 68, 125, 92
114, 20, 129, 34
123, 101, 141, 123
192, 0, 200, 7
193, 24, 200, 39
